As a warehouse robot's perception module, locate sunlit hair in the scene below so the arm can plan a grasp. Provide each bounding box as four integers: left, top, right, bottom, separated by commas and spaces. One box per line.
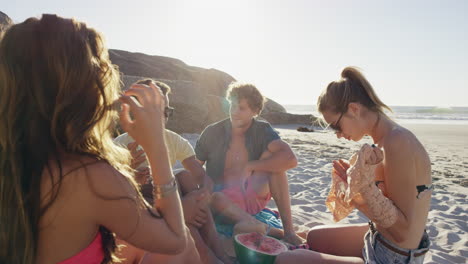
136, 79, 172, 96
0, 11, 13, 34
0, 14, 139, 263
227, 82, 265, 113
317, 67, 392, 115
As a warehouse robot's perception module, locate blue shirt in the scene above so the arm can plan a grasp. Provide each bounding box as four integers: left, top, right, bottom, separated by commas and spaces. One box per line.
195, 118, 280, 181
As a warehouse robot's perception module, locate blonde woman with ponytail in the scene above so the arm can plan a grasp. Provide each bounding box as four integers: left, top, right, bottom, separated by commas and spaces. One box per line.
276, 67, 432, 264
0, 14, 199, 264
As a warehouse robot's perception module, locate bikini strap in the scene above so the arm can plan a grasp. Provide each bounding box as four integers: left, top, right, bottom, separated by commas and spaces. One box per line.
416, 184, 434, 199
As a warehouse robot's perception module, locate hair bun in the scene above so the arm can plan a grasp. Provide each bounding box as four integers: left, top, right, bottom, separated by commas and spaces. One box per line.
341, 66, 360, 81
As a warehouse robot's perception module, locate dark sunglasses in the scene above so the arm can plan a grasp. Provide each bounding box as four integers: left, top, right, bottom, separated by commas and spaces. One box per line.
164, 106, 174, 118
329, 111, 344, 133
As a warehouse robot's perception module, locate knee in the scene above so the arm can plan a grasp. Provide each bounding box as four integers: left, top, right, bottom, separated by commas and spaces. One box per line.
306, 226, 329, 251
211, 191, 224, 202
210, 191, 226, 210
259, 150, 273, 160
176, 170, 194, 194
175, 170, 191, 179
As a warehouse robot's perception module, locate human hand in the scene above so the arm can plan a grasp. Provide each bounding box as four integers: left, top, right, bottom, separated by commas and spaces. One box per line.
134, 167, 151, 185
119, 82, 165, 152
127, 142, 147, 169
283, 231, 305, 246
182, 189, 209, 228
351, 193, 366, 206
332, 159, 350, 182
366, 146, 384, 165
243, 163, 254, 179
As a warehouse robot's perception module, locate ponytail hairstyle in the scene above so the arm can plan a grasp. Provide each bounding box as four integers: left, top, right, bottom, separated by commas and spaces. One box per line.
317, 67, 392, 116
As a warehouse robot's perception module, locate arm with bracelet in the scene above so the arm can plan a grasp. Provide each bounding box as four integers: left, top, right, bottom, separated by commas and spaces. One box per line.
354, 138, 420, 243
115, 82, 187, 254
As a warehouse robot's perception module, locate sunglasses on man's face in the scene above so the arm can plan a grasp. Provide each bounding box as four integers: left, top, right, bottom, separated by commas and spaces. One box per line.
164, 106, 174, 118
329, 111, 344, 133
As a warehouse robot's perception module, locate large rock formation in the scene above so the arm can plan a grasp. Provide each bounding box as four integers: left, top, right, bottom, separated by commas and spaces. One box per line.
0, 11, 13, 34
110, 49, 235, 97
121, 74, 231, 133
111, 49, 313, 133
0, 9, 314, 133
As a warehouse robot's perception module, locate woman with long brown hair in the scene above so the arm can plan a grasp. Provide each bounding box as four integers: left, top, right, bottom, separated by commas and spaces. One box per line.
276, 67, 432, 264
0, 14, 193, 264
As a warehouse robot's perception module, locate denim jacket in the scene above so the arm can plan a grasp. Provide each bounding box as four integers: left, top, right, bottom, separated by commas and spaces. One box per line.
195, 118, 280, 181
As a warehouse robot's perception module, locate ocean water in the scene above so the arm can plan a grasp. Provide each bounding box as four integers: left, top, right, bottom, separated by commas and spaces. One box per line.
283, 105, 468, 125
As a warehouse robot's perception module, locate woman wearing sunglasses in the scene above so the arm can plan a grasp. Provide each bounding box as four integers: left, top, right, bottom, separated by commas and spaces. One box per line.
276, 67, 432, 264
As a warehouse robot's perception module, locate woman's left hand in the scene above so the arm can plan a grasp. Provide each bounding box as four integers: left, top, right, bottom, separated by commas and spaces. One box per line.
332, 159, 350, 181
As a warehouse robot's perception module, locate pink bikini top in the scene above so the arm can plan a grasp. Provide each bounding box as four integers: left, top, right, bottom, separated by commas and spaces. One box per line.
58, 232, 104, 264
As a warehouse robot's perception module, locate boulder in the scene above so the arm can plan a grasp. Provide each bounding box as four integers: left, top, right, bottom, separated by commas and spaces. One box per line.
110, 49, 235, 97
121, 75, 229, 133
262, 98, 286, 114
113, 50, 295, 133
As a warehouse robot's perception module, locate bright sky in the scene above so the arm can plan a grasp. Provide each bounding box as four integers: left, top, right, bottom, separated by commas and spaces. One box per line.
3, 0, 468, 106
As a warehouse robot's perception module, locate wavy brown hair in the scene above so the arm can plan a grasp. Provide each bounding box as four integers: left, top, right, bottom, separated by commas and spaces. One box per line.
0, 14, 140, 264
317, 66, 392, 115
227, 82, 265, 114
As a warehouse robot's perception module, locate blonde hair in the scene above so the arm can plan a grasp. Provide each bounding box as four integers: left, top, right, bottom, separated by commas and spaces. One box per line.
0, 14, 137, 263
317, 67, 391, 115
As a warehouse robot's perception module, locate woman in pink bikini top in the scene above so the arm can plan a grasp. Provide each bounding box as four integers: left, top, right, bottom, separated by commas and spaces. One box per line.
0, 14, 190, 264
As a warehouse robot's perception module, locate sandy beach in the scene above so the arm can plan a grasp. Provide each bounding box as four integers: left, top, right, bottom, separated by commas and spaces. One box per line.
274, 123, 467, 264
182, 122, 468, 263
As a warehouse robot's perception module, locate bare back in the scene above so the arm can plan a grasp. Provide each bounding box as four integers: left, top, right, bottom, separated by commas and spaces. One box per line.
376, 124, 432, 249
36, 155, 105, 264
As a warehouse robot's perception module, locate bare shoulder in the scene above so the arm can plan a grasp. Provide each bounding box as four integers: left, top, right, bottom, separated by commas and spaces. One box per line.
383, 126, 425, 156
382, 125, 431, 175
40, 155, 135, 223
47, 155, 136, 200
79, 159, 137, 199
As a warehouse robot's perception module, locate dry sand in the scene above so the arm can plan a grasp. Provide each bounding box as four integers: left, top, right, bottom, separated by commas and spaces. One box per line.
182, 122, 468, 263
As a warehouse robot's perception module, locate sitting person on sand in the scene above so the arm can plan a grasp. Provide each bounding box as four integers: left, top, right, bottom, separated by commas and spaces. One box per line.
114, 79, 231, 264
276, 67, 432, 264
0, 14, 194, 264
195, 82, 304, 246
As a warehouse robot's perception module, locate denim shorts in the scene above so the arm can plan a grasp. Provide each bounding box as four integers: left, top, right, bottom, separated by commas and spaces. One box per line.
362, 223, 430, 264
